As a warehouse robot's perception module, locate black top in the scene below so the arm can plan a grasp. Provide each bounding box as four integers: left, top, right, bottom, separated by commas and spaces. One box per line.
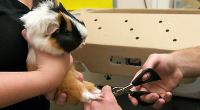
0, 0, 49, 109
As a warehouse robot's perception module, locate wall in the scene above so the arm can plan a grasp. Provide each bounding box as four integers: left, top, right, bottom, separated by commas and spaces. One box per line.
114, 0, 174, 9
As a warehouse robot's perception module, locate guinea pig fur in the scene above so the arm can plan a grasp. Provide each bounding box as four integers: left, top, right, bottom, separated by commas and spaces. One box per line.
20, 1, 101, 104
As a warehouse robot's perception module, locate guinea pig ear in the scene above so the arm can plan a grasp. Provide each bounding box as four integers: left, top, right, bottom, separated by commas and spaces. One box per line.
45, 23, 59, 36
59, 12, 73, 32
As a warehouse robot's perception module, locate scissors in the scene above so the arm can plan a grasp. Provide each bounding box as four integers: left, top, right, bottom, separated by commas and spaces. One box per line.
112, 68, 161, 106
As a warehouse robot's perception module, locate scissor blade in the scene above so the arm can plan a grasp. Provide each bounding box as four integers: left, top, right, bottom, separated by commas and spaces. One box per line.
113, 68, 160, 97
113, 84, 134, 97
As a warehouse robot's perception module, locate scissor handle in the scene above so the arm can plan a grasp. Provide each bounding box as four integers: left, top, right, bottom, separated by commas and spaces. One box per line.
132, 68, 161, 86
129, 91, 155, 106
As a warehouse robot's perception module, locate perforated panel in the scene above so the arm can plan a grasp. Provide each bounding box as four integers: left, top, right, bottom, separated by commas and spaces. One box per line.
73, 9, 200, 76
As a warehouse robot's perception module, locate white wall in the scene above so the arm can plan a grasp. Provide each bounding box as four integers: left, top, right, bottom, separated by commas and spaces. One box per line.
114, 0, 174, 9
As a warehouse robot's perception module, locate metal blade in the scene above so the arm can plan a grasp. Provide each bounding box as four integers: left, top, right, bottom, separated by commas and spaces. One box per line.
113, 84, 134, 97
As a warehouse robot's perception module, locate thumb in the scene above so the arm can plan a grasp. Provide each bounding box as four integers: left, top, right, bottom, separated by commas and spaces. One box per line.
84, 102, 91, 110
102, 85, 113, 97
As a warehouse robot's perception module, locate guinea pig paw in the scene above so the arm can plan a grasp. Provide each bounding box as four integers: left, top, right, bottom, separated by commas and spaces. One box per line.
81, 91, 102, 102
92, 89, 101, 94
92, 93, 103, 100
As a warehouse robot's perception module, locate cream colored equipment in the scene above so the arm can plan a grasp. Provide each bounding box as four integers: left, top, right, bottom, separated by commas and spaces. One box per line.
72, 9, 200, 99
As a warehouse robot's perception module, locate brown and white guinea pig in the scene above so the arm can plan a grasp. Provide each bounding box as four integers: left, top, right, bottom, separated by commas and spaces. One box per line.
20, 1, 101, 103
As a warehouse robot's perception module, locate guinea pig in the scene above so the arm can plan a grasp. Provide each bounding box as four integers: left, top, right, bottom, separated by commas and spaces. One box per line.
20, 1, 101, 103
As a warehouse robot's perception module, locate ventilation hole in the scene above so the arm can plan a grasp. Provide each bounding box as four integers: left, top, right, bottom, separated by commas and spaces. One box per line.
166, 29, 170, 32
159, 20, 163, 23
130, 28, 134, 31
124, 20, 128, 22
94, 19, 98, 21
104, 74, 112, 80
98, 27, 102, 30
173, 38, 177, 42
135, 37, 140, 40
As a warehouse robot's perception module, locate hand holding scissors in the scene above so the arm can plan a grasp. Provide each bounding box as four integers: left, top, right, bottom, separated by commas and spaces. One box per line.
112, 68, 161, 106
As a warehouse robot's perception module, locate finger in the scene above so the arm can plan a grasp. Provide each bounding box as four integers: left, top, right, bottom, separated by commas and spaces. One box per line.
102, 85, 112, 93
90, 101, 102, 110
76, 71, 84, 82
102, 85, 113, 96
84, 102, 91, 110
138, 86, 147, 91
45, 90, 57, 101
140, 93, 160, 103
152, 98, 165, 110
142, 54, 160, 69
162, 92, 172, 103
55, 92, 67, 106
142, 72, 151, 82
128, 94, 138, 106
130, 86, 137, 91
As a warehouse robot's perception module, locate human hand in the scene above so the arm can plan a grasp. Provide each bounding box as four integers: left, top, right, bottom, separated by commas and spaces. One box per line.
84, 85, 122, 110
22, 29, 73, 90
45, 71, 84, 105
129, 53, 183, 109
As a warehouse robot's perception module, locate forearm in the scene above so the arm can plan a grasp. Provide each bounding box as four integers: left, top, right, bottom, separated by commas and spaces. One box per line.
0, 71, 58, 108
171, 46, 200, 78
